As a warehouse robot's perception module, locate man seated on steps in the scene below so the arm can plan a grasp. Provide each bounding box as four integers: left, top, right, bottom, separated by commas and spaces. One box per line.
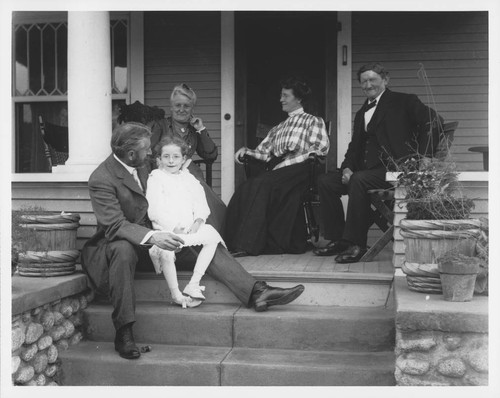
81, 122, 305, 360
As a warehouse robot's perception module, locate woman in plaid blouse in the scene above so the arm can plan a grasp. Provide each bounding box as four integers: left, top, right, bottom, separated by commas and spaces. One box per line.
225, 76, 330, 256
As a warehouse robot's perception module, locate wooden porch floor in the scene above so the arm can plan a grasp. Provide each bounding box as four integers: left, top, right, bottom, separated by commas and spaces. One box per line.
237, 245, 394, 275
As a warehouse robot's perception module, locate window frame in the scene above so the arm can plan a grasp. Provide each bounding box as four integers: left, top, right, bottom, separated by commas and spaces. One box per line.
11, 11, 131, 178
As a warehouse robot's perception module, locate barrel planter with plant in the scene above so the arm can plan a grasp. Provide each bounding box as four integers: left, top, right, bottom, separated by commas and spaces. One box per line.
12, 208, 81, 277
393, 155, 480, 295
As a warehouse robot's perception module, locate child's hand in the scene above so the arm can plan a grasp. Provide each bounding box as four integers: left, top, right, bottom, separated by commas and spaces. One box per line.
173, 224, 186, 234
186, 219, 204, 234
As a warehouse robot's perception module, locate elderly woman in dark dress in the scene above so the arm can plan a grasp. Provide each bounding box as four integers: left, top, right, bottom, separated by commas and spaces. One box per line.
118, 84, 226, 234
225, 77, 330, 256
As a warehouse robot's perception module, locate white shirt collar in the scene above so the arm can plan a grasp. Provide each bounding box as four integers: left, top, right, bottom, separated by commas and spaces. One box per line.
113, 154, 136, 175
370, 90, 385, 104
288, 107, 304, 117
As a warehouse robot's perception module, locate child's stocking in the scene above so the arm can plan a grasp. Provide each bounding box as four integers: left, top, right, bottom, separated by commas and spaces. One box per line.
190, 243, 217, 286
158, 249, 181, 297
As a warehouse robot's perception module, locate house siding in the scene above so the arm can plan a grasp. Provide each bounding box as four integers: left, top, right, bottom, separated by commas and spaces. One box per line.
143, 11, 222, 195
351, 11, 488, 171
11, 182, 95, 251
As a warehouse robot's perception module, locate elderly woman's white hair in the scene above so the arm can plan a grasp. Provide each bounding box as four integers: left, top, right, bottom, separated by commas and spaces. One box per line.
170, 83, 197, 105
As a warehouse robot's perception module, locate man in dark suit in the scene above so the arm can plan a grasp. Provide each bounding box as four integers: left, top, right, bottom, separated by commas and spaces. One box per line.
82, 122, 304, 360
313, 62, 442, 263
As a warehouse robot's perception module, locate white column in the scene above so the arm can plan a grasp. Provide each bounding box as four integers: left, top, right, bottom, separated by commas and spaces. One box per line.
54, 11, 112, 174
337, 12, 352, 168
130, 12, 145, 104
337, 12, 352, 213
220, 12, 235, 204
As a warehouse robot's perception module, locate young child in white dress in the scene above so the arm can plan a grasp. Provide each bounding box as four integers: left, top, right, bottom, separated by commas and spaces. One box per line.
147, 136, 224, 308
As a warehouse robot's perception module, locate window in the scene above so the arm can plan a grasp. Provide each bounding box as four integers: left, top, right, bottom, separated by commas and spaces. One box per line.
13, 13, 129, 173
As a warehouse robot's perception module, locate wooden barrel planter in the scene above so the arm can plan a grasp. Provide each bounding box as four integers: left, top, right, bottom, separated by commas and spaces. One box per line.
399, 219, 482, 294
15, 212, 81, 277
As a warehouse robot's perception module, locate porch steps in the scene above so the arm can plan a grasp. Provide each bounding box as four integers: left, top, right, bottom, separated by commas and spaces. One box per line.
60, 341, 395, 386
59, 256, 396, 386
60, 297, 396, 385
134, 269, 394, 307
82, 302, 395, 351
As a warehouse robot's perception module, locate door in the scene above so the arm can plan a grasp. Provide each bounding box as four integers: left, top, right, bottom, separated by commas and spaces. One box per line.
234, 11, 337, 186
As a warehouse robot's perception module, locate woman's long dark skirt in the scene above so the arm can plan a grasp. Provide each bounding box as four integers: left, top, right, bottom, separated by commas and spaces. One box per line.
225, 162, 310, 255
188, 161, 227, 236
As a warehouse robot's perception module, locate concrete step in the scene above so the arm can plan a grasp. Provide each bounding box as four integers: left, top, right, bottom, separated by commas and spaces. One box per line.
83, 302, 395, 352
59, 340, 228, 386
59, 341, 395, 386
222, 347, 395, 386
134, 270, 394, 307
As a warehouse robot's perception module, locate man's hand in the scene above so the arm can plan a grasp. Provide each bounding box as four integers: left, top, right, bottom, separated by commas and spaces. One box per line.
149, 232, 184, 251
235, 147, 248, 164
342, 168, 353, 185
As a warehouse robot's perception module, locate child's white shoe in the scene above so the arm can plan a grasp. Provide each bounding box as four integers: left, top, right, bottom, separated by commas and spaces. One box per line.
171, 292, 202, 309
183, 283, 206, 300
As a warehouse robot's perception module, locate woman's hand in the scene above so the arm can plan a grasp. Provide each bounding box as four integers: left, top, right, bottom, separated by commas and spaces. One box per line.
190, 116, 205, 132
186, 218, 204, 234
235, 147, 249, 164
341, 168, 353, 185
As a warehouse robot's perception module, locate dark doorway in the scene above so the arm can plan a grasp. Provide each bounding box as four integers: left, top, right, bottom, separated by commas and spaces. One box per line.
234, 11, 337, 186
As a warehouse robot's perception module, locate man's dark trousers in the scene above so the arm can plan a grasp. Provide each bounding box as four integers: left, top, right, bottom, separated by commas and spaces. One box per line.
316, 167, 391, 248
96, 241, 256, 330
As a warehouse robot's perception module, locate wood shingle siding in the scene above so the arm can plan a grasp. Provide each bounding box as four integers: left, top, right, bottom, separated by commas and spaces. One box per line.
352, 11, 488, 171
143, 11, 222, 195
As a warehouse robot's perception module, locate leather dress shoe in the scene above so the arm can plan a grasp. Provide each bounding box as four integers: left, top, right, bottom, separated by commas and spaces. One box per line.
313, 240, 350, 256
114, 323, 141, 360
334, 245, 367, 264
251, 281, 305, 312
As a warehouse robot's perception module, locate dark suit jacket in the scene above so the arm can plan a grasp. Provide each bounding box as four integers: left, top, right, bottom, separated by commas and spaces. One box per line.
81, 154, 152, 292
341, 89, 442, 172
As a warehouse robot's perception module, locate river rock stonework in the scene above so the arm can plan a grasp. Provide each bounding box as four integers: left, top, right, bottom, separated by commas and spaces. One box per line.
395, 329, 488, 386
12, 290, 93, 386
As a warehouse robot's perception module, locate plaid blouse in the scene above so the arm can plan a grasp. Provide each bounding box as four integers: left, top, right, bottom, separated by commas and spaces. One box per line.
246, 108, 330, 170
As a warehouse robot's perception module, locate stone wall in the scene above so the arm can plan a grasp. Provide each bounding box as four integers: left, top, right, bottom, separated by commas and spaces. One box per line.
395, 329, 488, 386
12, 289, 93, 386
394, 273, 488, 386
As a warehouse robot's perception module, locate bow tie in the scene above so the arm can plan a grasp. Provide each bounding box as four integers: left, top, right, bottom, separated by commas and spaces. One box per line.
364, 100, 377, 112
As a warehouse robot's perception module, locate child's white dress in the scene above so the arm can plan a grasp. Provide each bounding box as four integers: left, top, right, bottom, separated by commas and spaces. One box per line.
147, 168, 224, 274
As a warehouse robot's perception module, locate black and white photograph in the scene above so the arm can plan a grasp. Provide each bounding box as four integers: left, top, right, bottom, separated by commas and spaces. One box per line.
1, 0, 499, 396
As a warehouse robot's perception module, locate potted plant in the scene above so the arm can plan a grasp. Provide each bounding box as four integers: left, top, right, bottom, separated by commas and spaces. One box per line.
12, 206, 81, 277
437, 252, 480, 302
391, 144, 482, 295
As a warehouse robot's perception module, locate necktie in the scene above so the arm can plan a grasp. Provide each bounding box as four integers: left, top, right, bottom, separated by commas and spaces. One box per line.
365, 99, 377, 112
132, 168, 144, 192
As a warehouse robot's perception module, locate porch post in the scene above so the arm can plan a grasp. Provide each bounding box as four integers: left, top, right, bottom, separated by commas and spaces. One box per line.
220, 11, 235, 204
130, 12, 145, 104
54, 11, 112, 174
337, 12, 352, 168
